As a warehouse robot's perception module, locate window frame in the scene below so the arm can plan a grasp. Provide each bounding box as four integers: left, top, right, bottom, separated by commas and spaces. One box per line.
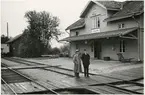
91, 15, 100, 29
118, 23, 125, 29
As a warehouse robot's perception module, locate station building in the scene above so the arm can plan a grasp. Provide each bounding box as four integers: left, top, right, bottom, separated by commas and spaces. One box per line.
61, 1, 144, 61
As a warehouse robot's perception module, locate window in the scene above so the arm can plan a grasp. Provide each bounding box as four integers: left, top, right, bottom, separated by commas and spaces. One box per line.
118, 23, 125, 29
122, 23, 124, 28
76, 32, 78, 36
120, 40, 125, 52
92, 16, 100, 29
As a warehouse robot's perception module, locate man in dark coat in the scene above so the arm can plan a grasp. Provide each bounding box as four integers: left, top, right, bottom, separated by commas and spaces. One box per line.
81, 49, 90, 77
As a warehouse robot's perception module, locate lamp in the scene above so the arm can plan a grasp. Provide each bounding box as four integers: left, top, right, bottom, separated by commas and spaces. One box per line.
85, 40, 87, 44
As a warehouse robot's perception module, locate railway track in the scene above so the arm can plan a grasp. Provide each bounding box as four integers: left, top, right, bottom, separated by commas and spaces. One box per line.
2, 57, 144, 94
3, 57, 144, 80
4, 57, 75, 77
1, 63, 59, 94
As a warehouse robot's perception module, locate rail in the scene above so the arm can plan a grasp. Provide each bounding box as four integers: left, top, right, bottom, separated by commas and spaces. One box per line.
1, 64, 59, 94
3, 57, 144, 94
1, 78, 17, 95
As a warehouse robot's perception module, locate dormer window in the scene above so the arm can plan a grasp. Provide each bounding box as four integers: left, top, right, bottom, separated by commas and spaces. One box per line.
76, 32, 79, 36
92, 16, 100, 29
118, 23, 125, 29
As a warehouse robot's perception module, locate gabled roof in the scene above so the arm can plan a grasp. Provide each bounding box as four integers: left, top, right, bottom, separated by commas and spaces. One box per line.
66, 1, 123, 30
80, 0, 123, 18
7, 34, 22, 43
60, 27, 138, 41
66, 18, 85, 30
105, 1, 144, 22
66, 1, 143, 31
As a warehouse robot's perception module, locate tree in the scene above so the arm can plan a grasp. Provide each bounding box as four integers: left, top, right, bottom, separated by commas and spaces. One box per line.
18, 10, 61, 57
25, 11, 60, 44
59, 43, 70, 57
60, 43, 70, 53
1, 35, 10, 44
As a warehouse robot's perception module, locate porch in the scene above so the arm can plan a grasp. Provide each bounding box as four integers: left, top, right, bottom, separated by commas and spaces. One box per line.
61, 27, 143, 61
70, 37, 138, 61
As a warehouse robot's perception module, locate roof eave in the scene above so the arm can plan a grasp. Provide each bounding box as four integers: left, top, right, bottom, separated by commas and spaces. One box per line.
61, 27, 138, 42
104, 15, 132, 22
104, 11, 144, 22
68, 24, 85, 31
59, 37, 70, 42
107, 8, 120, 11
66, 24, 85, 31
6, 34, 23, 44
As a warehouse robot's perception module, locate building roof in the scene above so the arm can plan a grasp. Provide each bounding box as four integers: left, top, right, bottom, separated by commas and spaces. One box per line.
66, 1, 123, 30
80, 1, 123, 18
60, 27, 138, 41
66, 1, 143, 31
97, 1, 123, 10
105, 1, 144, 22
66, 18, 85, 30
7, 34, 22, 43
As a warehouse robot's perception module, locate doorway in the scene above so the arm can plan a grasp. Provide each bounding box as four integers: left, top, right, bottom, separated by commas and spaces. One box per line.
94, 41, 101, 59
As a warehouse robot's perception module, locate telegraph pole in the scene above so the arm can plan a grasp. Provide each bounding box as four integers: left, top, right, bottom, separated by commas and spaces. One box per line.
7, 22, 9, 38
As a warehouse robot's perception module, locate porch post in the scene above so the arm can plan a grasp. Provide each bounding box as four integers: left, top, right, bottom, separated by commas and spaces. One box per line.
137, 28, 141, 61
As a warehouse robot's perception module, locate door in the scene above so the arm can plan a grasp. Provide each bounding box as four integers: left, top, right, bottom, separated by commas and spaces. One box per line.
94, 41, 101, 59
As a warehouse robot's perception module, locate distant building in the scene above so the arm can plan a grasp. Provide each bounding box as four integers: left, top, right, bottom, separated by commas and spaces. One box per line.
1, 35, 10, 54
61, 1, 144, 61
1, 44, 9, 54
7, 34, 22, 56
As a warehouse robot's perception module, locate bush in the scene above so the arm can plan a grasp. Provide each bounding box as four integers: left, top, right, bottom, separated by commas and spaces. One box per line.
51, 47, 60, 54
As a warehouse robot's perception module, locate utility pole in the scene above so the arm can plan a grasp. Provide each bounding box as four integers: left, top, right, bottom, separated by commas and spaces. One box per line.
7, 22, 9, 38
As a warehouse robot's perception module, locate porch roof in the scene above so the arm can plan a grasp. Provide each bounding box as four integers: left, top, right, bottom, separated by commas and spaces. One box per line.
60, 27, 138, 42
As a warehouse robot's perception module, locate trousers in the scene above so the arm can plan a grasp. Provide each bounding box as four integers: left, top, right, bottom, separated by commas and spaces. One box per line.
84, 66, 89, 77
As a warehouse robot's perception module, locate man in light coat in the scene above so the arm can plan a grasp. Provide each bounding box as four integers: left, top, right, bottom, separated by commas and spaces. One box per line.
73, 50, 82, 78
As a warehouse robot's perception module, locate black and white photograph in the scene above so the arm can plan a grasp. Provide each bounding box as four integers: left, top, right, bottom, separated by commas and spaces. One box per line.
1, 0, 144, 94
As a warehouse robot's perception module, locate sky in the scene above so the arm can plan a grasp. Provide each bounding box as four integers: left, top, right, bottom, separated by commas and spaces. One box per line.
1, 0, 124, 47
